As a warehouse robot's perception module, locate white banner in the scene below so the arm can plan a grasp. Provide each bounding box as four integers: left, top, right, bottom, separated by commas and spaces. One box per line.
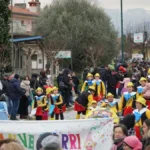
0, 119, 113, 150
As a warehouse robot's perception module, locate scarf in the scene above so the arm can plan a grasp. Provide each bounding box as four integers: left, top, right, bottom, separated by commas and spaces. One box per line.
111, 138, 125, 150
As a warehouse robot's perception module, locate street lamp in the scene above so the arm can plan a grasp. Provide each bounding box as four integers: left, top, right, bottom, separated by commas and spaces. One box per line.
11, 0, 14, 69
120, 0, 124, 63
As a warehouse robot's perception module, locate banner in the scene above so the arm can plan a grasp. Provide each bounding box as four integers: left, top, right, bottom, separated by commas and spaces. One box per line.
0, 119, 113, 150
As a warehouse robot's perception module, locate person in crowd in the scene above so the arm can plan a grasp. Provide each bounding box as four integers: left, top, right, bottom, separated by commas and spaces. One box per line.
32, 87, 47, 120
0, 94, 8, 120
101, 93, 119, 124
121, 98, 150, 140
36, 132, 61, 150
60, 69, 72, 108
111, 124, 128, 150
19, 76, 31, 119
142, 119, 150, 150
123, 136, 142, 150
101, 93, 119, 114
120, 74, 130, 94
0, 139, 24, 150
142, 78, 150, 109
81, 73, 94, 92
107, 66, 123, 98
93, 73, 106, 102
9, 74, 23, 120
39, 70, 47, 88
83, 68, 90, 82
119, 82, 136, 116
30, 74, 39, 92
0, 141, 25, 150
74, 86, 95, 119
72, 72, 80, 96
57, 71, 63, 88
50, 87, 66, 120
1, 73, 13, 116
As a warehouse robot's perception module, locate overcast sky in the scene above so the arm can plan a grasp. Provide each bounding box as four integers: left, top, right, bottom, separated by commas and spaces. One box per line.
13, 0, 150, 10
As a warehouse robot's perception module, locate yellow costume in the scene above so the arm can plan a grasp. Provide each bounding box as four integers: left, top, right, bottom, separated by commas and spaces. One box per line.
81, 73, 94, 92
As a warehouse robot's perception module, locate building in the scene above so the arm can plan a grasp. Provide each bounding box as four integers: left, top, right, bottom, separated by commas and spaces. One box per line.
10, 0, 47, 76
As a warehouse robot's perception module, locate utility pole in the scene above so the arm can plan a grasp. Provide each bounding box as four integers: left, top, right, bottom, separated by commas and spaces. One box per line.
121, 0, 124, 63
11, 0, 14, 69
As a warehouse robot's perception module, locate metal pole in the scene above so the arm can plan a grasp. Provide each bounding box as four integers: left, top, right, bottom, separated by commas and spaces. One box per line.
71, 50, 73, 70
11, 0, 14, 70
121, 0, 124, 63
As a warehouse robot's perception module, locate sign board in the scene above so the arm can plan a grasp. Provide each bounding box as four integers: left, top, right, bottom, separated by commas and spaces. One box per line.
132, 54, 143, 59
0, 119, 113, 150
55, 51, 71, 58
134, 33, 144, 43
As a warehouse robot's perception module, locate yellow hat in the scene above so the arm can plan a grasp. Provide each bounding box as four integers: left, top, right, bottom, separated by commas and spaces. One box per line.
46, 87, 53, 95
88, 86, 95, 92
139, 77, 147, 82
107, 93, 114, 98
52, 86, 58, 91
86, 73, 93, 77
94, 73, 100, 77
136, 97, 146, 106
148, 69, 150, 75
91, 100, 97, 104
127, 82, 134, 87
36, 87, 43, 93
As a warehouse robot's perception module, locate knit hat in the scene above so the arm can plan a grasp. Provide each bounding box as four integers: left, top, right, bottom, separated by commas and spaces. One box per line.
123, 136, 142, 150
36, 132, 61, 150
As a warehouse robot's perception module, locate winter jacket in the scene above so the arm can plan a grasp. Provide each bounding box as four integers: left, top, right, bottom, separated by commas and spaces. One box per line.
1, 79, 11, 96
72, 76, 79, 87
21, 80, 31, 96
9, 78, 23, 100
143, 83, 150, 99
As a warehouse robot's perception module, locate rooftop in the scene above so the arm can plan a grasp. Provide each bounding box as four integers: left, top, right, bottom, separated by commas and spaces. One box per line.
9, 5, 39, 16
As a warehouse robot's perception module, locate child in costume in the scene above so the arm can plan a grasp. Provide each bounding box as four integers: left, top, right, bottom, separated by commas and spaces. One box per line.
74, 86, 95, 119
81, 73, 94, 92
0, 96, 9, 120
101, 93, 119, 114
32, 88, 47, 120
50, 87, 66, 120
101, 93, 119, 124
138, 77, 150, 109
136, 77, 147, 98
119, 82, 136, 116
121, 97, 150, 140
93, 73, 106, 102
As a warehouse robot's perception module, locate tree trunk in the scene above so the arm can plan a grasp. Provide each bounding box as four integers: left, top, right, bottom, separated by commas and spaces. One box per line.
50, 60, 54, 85
27, 57, 32, 77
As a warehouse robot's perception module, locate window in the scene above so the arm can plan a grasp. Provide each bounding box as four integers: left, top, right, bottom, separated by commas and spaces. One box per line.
39, 59, 42, 64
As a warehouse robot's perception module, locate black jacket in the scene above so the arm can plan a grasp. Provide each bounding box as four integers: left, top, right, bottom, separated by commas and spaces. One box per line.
1, 79, 11, 96
72, 76, 79, 87
142, 137, 150, 150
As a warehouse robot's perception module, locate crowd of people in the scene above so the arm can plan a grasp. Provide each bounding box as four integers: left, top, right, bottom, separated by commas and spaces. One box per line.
1, 59, 150, 149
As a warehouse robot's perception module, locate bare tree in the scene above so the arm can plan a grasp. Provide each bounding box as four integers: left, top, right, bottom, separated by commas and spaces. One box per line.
38, 39, 67, 84
125, 21, 150, 59
0, 45, 11, 68
20, 44, 36, 76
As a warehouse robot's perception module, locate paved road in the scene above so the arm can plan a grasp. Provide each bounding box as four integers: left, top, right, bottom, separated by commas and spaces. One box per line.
64, 98, 120, 120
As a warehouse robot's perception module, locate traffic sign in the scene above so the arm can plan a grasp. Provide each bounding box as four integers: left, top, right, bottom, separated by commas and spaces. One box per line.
134, 33, 144, 43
